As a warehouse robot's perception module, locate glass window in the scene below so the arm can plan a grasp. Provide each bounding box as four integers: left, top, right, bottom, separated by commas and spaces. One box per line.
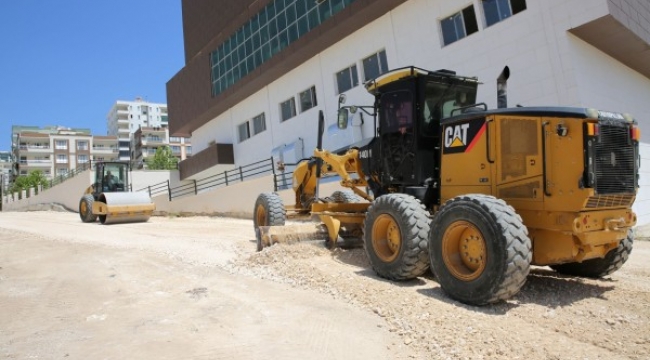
55, 140, 68, 150
56, 154, 68, 163
171, 146, 181, 153
186, 146, 192, 154
78, 154, 88, 163
77, 140, 89, 151
482, 0, 527, 27
336, 64, 359, 94
299, 86, 317, 112
362, 50, 389, 82
238, 122, 250, 143
252, 113, 267, 135
280, 97, 297, 122
210, 0, 358, 97
440, 5, 479, 46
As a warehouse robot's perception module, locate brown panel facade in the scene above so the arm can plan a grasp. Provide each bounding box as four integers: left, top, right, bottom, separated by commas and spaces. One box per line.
179, 143, 234, 179
168, 0, 408, 137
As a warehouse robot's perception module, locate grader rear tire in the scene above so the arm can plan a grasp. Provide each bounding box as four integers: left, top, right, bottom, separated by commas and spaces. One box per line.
79, 195, 97, 223
363, 194, 430, 280
253, 192, 286, 251
551, 229, 633, 278
429, 195, 532, 305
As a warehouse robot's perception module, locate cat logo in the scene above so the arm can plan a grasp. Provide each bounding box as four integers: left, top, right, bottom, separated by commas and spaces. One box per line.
443, 118, 487, 154
445, 123, 470, 148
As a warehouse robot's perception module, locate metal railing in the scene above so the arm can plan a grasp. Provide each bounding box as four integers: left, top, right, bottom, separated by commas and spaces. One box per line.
137, 157, 281, 201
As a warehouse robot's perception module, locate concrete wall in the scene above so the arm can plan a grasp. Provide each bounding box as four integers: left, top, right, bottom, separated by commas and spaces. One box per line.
2, 170, 175, 212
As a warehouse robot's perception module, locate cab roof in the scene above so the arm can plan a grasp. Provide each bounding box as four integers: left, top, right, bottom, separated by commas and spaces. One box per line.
364, 66, 479, 94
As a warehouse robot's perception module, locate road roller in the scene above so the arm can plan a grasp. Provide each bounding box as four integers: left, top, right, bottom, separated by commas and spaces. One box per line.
78, 161, 155, 224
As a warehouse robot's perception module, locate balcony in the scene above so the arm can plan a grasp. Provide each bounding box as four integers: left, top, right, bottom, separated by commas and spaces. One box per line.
179, 143, 234, 180
19, 159, 52, 168
18, 144, 51, 153
92, 146, 119, 155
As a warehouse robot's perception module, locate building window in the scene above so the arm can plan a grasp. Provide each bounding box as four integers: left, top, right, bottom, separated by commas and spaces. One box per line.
280, 98, 297, 122
210, 0, 359, 97
336, 64, 359, 94
170, 136, 181, 143
252, 113, 267, 135
78, 155, 88, 163
440, 5, 479, 46
57, 168, 68, 176
184, 137, 191, 143
170, 146, 181, 154
238, 122, 251, 143
56, 154, 68, 164
55, 140, 68, 150
77, 141, 88, 151
299, 86, 317, 113
362, 50, 389, 82
186, 146, 192, 154
482, 0, 526, 27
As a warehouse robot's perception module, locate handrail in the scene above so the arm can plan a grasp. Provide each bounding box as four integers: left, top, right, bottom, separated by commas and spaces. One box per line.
135, 156, 278, 201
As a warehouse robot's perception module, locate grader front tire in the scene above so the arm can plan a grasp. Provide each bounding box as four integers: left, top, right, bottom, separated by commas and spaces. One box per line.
363, 194, 430, 281
429, 194, 532, 305
253, 192, 286, 251
551, 229, 633, 278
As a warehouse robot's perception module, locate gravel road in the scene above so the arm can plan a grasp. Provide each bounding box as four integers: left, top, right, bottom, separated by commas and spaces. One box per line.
1, 211, 649, 359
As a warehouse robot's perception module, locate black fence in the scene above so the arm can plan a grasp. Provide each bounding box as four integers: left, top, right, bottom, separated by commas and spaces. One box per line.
137, 157, 294, 201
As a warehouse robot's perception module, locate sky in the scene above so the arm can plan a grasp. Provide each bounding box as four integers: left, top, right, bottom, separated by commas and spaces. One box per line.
0, 0, 185, 151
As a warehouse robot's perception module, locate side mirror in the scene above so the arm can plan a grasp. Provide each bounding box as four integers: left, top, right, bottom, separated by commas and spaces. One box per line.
337, 108, 349, 129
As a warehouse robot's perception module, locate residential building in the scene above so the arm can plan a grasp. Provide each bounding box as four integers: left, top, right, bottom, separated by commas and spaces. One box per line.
133, 127, 192, 169
106, 97, 169, 162
167, 0, 650, 219
0, 151, 12, 191
11, 125, 119, 180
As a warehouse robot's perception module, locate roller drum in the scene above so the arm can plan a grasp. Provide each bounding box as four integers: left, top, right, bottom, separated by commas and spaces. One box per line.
98, 192, 155, 225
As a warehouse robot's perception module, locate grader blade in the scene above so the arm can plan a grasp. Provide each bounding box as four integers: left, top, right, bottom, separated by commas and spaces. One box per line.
256, 223, 329, 250
256, 223, 363, 251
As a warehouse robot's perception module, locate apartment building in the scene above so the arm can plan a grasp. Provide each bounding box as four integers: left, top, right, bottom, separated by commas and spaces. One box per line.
11, 125, 119, 180
0, 151, 11, 190
132, 126, 192, 169
167, 0, 650, 219
106, 97, 169, 162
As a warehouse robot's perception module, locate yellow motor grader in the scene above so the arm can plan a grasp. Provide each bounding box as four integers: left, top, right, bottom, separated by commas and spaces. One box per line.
253, 66, 639, 305
78, 161, 155, 224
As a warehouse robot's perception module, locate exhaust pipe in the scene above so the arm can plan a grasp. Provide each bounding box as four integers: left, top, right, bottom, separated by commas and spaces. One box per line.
497, 66, 510, 109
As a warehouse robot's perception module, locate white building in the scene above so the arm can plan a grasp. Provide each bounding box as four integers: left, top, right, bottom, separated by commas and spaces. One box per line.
168, 0, 650, 222
106, 97, 169, 161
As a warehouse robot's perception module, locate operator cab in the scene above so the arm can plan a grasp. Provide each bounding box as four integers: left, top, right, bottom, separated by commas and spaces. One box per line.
342, 67, 479, 202
94, 162, 128, 194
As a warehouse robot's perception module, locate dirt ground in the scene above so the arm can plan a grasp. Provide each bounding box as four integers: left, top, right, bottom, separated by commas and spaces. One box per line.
1, 211, 649, 359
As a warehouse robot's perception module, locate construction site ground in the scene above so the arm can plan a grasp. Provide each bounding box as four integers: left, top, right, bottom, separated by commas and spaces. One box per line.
1, 211, 649, 359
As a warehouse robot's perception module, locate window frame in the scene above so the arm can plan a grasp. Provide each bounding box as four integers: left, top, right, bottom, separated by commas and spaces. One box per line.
481, 0, 527, 28
440, 5, 479, 46
252, 113, 267, 135
280, 97, 297, 122
299, 86, 317, 113
237, 121, 251, 143
336, 64, 359, 95
362, 50, 389, 82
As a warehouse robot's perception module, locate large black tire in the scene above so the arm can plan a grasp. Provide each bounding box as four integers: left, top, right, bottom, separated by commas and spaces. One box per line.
330, 190, 363, 203
79, 194, 97, 223
429, 194, 532, 305
551, 229, 633, 278
253, 192, 286, 251
363, 193, 430, 280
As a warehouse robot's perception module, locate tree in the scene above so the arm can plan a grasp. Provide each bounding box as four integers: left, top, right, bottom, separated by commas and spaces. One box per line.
146, 146, 179, 170
10, 170, 49, 194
